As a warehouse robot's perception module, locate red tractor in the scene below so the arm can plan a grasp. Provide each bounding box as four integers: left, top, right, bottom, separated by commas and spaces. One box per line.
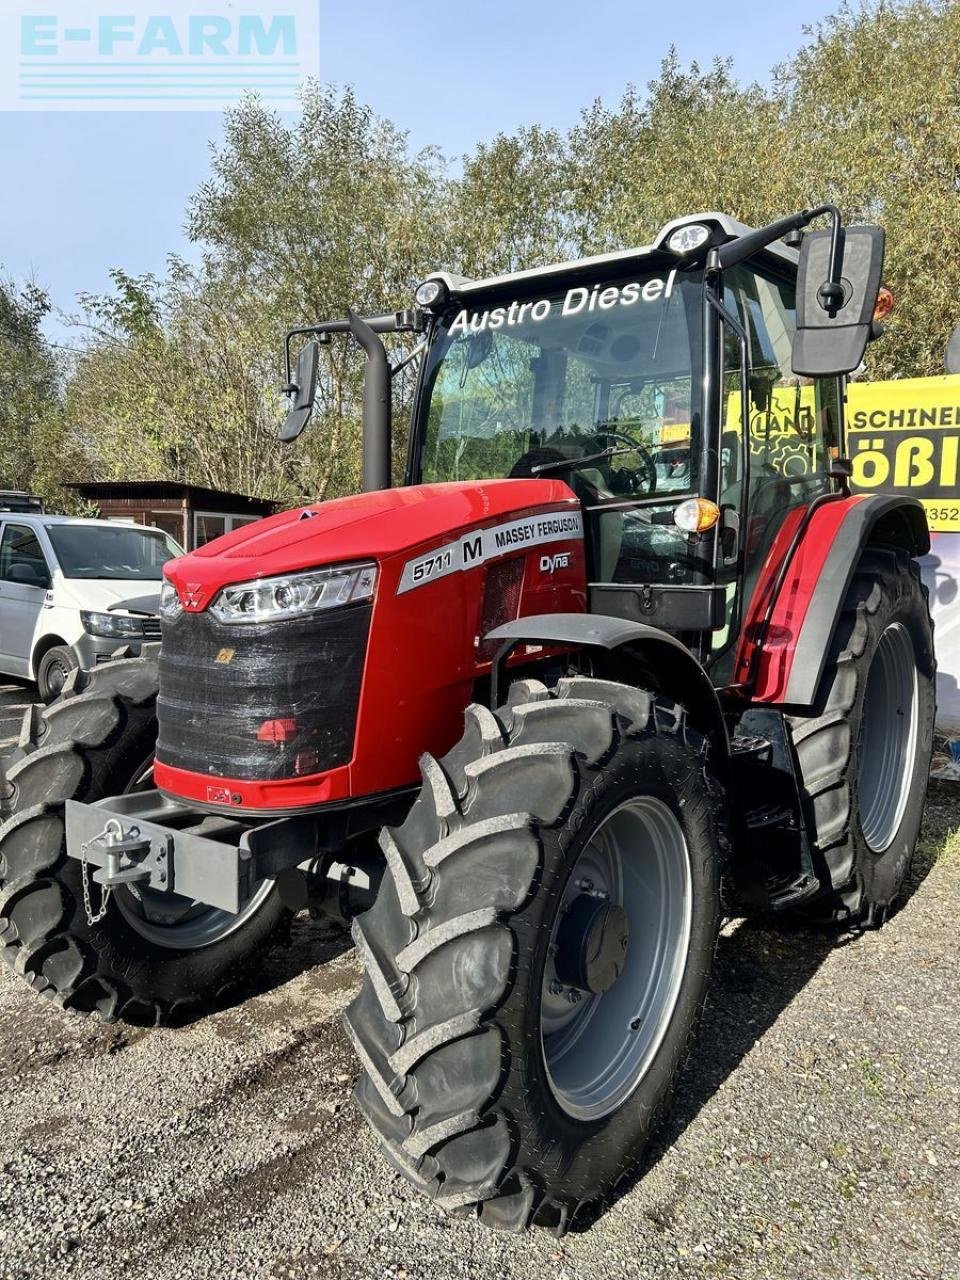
0, 207, 934, 1232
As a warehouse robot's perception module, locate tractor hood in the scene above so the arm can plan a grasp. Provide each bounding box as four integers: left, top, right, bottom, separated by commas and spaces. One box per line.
163, 478, 579, 612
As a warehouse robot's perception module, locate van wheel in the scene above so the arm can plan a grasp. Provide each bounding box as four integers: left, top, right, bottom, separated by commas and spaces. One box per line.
37, 646, 78, 703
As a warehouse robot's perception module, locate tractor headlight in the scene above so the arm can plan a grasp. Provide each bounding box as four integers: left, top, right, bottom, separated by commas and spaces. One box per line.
159, 578, 183, 620
209, 563, 377, 625
81, 611, 147, 639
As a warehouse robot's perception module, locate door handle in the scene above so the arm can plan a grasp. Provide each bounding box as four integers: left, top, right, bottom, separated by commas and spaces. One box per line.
720, 506, 740, 567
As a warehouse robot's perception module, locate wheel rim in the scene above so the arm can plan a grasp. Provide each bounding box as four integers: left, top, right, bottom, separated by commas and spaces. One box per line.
858, 622, 919, 853
112, 757, 275, 951
46, 659, 69, 696
540, 796, 692, 1121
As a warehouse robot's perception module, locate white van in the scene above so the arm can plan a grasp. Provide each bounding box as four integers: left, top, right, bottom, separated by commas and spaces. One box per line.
0, 515, 182, 701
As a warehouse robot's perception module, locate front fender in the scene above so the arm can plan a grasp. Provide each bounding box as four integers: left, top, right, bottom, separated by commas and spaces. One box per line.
486, 612, 729, 763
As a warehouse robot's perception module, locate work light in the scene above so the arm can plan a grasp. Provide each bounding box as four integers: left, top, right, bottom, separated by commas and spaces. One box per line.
666, 224, 711, 255
415, 279, 448, 309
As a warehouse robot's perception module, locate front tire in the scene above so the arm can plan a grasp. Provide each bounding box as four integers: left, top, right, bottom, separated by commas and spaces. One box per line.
345, 677, 722, 1232
0, 653, 289, 1023
37, 645, 78, 703
787, 547, 935, 927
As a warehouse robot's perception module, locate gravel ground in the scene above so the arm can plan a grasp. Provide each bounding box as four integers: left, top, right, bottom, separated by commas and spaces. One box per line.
0, 681, 957, 1280
0, 680, 31, 755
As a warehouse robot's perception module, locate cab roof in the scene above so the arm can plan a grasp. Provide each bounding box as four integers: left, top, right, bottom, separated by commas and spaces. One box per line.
426, 212, 798, 299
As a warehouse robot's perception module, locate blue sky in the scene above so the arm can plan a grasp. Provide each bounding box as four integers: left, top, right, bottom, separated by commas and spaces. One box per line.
0, 0, 842, 334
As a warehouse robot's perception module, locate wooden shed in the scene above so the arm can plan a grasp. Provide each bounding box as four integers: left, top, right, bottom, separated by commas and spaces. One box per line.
66, 482, 279, 551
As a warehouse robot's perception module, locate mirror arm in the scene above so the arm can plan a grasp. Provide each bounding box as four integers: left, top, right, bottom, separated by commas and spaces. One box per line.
390, 340, 427, 379
284, 309, 425, 386
714, 203, 845, 315
806, 202, 845, 314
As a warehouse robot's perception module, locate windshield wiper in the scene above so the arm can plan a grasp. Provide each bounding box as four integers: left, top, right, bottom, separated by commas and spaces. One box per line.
530, 446, 636, 476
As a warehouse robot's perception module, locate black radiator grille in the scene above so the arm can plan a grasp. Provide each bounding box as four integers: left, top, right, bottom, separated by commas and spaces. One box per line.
156, 602, 371, 782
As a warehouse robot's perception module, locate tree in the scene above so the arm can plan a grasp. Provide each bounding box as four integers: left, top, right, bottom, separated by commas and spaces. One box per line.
777, 0, 960, 377
56, 4, 960, 508
187, 84, 447, 495
447, 126, 577, 277
0, 277, 68, 498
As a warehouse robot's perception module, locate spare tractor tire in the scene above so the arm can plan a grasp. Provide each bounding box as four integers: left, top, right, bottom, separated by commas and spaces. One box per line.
345, 676, 723, 1233
787, 546, 935, 927
0, 652, 289, 1023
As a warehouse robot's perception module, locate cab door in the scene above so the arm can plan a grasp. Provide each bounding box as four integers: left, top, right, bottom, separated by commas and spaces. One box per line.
0, 522, 52, 676
707, 265, 843, 687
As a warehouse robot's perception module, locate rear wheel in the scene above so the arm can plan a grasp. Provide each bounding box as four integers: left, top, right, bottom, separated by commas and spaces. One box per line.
787, 547, 935, 927
345, 677, 722, 1232
0, 653, 289, 1022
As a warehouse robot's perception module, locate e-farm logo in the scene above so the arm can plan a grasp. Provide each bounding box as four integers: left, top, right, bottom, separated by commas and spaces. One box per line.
1, 2, 319, 110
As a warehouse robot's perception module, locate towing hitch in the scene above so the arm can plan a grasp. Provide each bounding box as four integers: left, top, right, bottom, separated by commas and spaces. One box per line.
78, 819, 167, 890
65, 788, 394, 924
67, 794, 259, 914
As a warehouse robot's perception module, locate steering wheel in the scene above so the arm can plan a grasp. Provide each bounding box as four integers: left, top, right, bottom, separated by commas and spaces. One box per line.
594, 428, 658, 496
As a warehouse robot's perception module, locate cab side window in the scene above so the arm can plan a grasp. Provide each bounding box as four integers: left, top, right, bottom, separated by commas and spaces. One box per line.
0, 524, 51, 588
722, 266, 841, 498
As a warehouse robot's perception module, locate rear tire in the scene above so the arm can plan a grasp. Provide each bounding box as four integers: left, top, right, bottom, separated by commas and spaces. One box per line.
787, 547, 935, 927
0, 653, 289, 1023
345, 677, 722, 1232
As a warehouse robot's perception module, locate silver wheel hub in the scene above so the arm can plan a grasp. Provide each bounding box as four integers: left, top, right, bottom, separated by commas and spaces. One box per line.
859, 621, 919, 853
540, 795, 692, 1121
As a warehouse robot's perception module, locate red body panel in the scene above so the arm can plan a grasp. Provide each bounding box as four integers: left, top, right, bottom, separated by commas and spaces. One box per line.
156, 480, 587, 812
736, 495, 868, 703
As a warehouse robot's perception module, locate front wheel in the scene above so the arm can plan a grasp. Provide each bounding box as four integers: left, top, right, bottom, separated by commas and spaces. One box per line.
36, 645, 78, 703
345, 677, 722, 1232
0, 653, 290, 1023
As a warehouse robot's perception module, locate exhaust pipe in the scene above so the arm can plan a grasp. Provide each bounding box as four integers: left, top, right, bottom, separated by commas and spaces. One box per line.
347, 310, 392, 491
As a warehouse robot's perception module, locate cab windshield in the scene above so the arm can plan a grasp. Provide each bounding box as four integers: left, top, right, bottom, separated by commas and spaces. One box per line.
418, 266, 703, 504
46, 523, 182, 581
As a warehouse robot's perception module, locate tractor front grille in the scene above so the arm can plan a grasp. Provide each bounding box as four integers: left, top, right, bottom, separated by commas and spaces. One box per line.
156, 602, 372, 783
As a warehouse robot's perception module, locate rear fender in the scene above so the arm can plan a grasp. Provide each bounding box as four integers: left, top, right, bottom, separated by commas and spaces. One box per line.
749, 494, 929, 709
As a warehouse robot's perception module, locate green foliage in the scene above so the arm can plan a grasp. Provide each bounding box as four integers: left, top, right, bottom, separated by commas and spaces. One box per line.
47, 4, 960, 506
0, 276, 77, 506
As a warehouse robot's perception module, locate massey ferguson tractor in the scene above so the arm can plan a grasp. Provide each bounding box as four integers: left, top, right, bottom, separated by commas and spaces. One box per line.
0, 207, 934, 1233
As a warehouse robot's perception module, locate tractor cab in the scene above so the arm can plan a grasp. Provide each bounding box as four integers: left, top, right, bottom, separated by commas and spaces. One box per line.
281, 207, 889, 696
405, 218, 845, 684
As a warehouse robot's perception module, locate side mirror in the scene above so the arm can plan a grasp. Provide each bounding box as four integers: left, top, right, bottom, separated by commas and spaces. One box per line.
280, 340, 319, 442
792, 225, 885, 377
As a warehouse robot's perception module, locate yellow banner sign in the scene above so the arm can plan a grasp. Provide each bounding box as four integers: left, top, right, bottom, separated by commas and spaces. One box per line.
846, 375, 960, 532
